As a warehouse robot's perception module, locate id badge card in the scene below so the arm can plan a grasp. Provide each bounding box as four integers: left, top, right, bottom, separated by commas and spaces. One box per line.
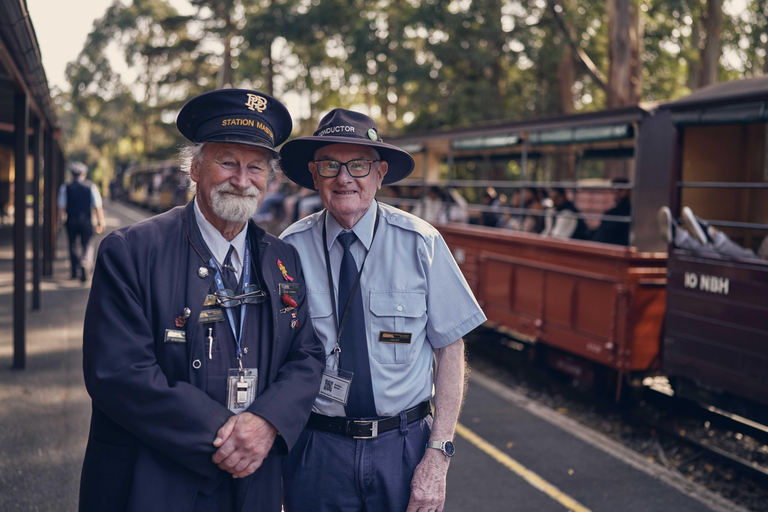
227, 368, 258, 413
319, 369, 353, 405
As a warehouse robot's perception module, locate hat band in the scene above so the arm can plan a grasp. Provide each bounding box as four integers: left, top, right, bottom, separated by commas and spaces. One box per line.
196, 115, 275, 144
315, 124, 363, 138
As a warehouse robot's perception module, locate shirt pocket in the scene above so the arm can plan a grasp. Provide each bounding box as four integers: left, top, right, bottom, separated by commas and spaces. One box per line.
369, 290, 427, 364
307, 292, 333, 343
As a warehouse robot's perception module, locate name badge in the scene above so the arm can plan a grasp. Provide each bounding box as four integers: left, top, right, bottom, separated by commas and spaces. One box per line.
319, 369, 353, 405
227, 368, 258, 413
199, 308, 226, 324
279, 283, 300, 296
378, 331, 412, 344
203, 294, 217, 307
164, 329, 186, 343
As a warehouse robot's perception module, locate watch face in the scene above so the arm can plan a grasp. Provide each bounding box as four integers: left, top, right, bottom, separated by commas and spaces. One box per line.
443, 441, 455, 457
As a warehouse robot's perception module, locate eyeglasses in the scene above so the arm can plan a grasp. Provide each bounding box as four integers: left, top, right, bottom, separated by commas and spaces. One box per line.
215, 285, 267, 308
313, 159, 381, 178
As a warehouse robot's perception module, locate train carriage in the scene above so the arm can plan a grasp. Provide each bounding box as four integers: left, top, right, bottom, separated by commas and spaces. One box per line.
123, 160, 190, 212
663, 77, 768, 418
387, 106, 675, 397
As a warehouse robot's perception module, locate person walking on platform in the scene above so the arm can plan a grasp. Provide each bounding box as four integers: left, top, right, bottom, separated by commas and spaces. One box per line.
57, 162, 106, 281
280, 109, 486, 512
79, 89, 325, 512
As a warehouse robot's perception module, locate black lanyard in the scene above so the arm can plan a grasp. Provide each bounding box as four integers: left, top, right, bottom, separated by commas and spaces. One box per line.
322, 205, 381, 347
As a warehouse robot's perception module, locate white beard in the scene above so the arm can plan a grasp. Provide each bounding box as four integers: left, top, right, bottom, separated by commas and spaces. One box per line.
210, 182, 262, 223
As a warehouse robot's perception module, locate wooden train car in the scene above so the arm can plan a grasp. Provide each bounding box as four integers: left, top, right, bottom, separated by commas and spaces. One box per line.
663, 77, 768, 417
387, 106, 675, 396
123, 160, 190, 212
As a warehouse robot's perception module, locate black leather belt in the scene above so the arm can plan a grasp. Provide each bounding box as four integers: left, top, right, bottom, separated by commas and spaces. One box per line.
307, 401, 431, 439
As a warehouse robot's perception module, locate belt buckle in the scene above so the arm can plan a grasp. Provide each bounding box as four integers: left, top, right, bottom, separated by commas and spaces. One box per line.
352, 420, 378, 439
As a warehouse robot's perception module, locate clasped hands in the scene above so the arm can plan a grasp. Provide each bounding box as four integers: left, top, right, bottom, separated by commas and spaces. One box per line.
212, 412, 277, 478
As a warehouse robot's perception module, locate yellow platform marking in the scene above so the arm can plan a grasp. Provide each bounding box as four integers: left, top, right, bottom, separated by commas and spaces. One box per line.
455, 423, 592, 512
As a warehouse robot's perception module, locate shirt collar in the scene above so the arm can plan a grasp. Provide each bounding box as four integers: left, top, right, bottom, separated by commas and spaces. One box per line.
324, 200, 378, 252
194, 196, 248, 273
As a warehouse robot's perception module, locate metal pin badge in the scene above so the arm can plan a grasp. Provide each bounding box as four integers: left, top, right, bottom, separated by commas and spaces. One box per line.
183, 307, 191, 318
198, 267, 209, 278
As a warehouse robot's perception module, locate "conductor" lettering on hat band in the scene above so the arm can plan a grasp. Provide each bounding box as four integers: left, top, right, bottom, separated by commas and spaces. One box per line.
317, 125, 356, 137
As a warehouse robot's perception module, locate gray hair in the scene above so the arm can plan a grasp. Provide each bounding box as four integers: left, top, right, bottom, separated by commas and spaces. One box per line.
178, 142, 282, 192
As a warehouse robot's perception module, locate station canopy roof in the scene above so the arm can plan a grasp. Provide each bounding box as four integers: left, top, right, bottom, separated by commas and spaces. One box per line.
0, 0, 59, 134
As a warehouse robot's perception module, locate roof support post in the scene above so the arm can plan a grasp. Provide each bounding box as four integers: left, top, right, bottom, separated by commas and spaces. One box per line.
13, 92, 29, 369
32, 116, 41, 310
43, 128, 54, 276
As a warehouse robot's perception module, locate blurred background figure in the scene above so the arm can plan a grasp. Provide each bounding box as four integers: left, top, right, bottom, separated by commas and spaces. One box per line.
480, 187, 502, 227
421, 185, 446, 224
542, 188, 589, 240
445, 187, 469, 223
521, 187, 545, 234
592, 178, 632, 246
57, 161, 106, 281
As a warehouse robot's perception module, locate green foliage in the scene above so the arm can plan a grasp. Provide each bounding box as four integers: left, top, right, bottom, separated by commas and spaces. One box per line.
57, 0, 768, 180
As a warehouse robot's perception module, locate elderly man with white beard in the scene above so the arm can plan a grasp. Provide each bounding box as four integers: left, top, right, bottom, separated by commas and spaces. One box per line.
78, 89, 325, 512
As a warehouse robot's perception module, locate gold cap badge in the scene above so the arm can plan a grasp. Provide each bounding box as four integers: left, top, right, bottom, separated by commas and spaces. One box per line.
245, 94, 268, 112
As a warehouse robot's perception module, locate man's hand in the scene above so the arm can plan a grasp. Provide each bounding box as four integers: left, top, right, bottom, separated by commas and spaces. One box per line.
406, 448, 451, 512
95, 223, 105, 235
212, 412, 277, 478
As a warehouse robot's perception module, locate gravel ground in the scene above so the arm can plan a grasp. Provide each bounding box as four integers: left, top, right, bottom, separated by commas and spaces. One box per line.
465, 327, 768, 512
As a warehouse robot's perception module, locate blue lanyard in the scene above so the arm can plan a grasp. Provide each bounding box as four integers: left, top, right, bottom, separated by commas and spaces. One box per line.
209, 243, 251, 358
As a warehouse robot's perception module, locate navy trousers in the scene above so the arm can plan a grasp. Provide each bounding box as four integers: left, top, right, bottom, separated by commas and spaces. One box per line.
283, 414, 431, 512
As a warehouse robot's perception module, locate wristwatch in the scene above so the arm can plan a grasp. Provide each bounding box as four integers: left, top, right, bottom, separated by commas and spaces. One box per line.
426, 440, 455, 457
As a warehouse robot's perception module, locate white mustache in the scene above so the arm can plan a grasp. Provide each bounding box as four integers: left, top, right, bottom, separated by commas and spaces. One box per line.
216, 183, 260, 197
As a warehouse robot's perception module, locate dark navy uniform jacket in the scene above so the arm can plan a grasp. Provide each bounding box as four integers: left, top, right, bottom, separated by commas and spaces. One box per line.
79, 200, 325, 512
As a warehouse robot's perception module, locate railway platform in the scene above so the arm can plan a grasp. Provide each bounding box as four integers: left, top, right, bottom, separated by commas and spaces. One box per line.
0, 200, 753, 511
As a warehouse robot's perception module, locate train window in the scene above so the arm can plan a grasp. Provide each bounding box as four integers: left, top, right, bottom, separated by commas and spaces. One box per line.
679, 123, 768, 254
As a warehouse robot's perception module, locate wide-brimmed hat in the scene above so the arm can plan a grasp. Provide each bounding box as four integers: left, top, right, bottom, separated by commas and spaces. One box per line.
177, 89, 292, 155
280, 109, 415, 190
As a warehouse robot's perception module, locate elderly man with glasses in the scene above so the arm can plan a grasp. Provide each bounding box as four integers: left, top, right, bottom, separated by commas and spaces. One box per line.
79, 89, 325, 512
280, 109, 486, 512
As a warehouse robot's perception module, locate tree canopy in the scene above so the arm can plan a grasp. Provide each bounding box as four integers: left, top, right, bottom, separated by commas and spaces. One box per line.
56, 0, 766, 186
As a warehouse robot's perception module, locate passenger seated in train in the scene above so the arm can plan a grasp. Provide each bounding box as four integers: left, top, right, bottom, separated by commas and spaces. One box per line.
658, 206, 768, 261
445, 187, 469, 223
541, 188, 590, 240
521, 188, 546, 233
591, 178, 631, 246
500, 190, 523, 230
480, 187, 503, 227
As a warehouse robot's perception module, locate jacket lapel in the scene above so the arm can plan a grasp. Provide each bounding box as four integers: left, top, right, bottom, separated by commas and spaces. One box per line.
181, 200, 216, 388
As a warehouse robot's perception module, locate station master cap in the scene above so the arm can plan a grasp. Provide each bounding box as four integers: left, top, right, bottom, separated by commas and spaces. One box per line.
176, 89, 293, 156
280, 108, 415, 190
69, 161, 88, 175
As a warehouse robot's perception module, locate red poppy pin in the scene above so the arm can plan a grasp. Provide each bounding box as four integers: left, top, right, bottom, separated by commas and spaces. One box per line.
175, 317, 186, 328
282, 294, 298, 309
277, 259, 294, 282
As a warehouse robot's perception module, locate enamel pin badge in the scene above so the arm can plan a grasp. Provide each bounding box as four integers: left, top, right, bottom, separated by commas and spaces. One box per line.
277, 259, 294, 282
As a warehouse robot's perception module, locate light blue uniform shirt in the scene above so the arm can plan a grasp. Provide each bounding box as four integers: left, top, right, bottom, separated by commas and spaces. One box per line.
281, 201, 486, 417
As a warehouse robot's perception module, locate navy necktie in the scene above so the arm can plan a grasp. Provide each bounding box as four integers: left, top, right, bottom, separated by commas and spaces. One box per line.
222, 245, 241, 332
336, 231, 377, 418
222, 245, 238, 290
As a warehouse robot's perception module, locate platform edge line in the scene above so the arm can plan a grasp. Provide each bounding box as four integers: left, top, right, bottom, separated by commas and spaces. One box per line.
456, 423, 592, 512
469, 370, 752, 512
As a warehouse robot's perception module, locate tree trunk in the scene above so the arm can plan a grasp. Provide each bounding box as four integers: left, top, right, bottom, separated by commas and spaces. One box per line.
556, 0, 575, 114
266, 39, 275, 97
216, 29, 233, 89
629, 0, 643, 104
699, 0, 723, 87
688, 16, 701, 90
607, 0, 632, 108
